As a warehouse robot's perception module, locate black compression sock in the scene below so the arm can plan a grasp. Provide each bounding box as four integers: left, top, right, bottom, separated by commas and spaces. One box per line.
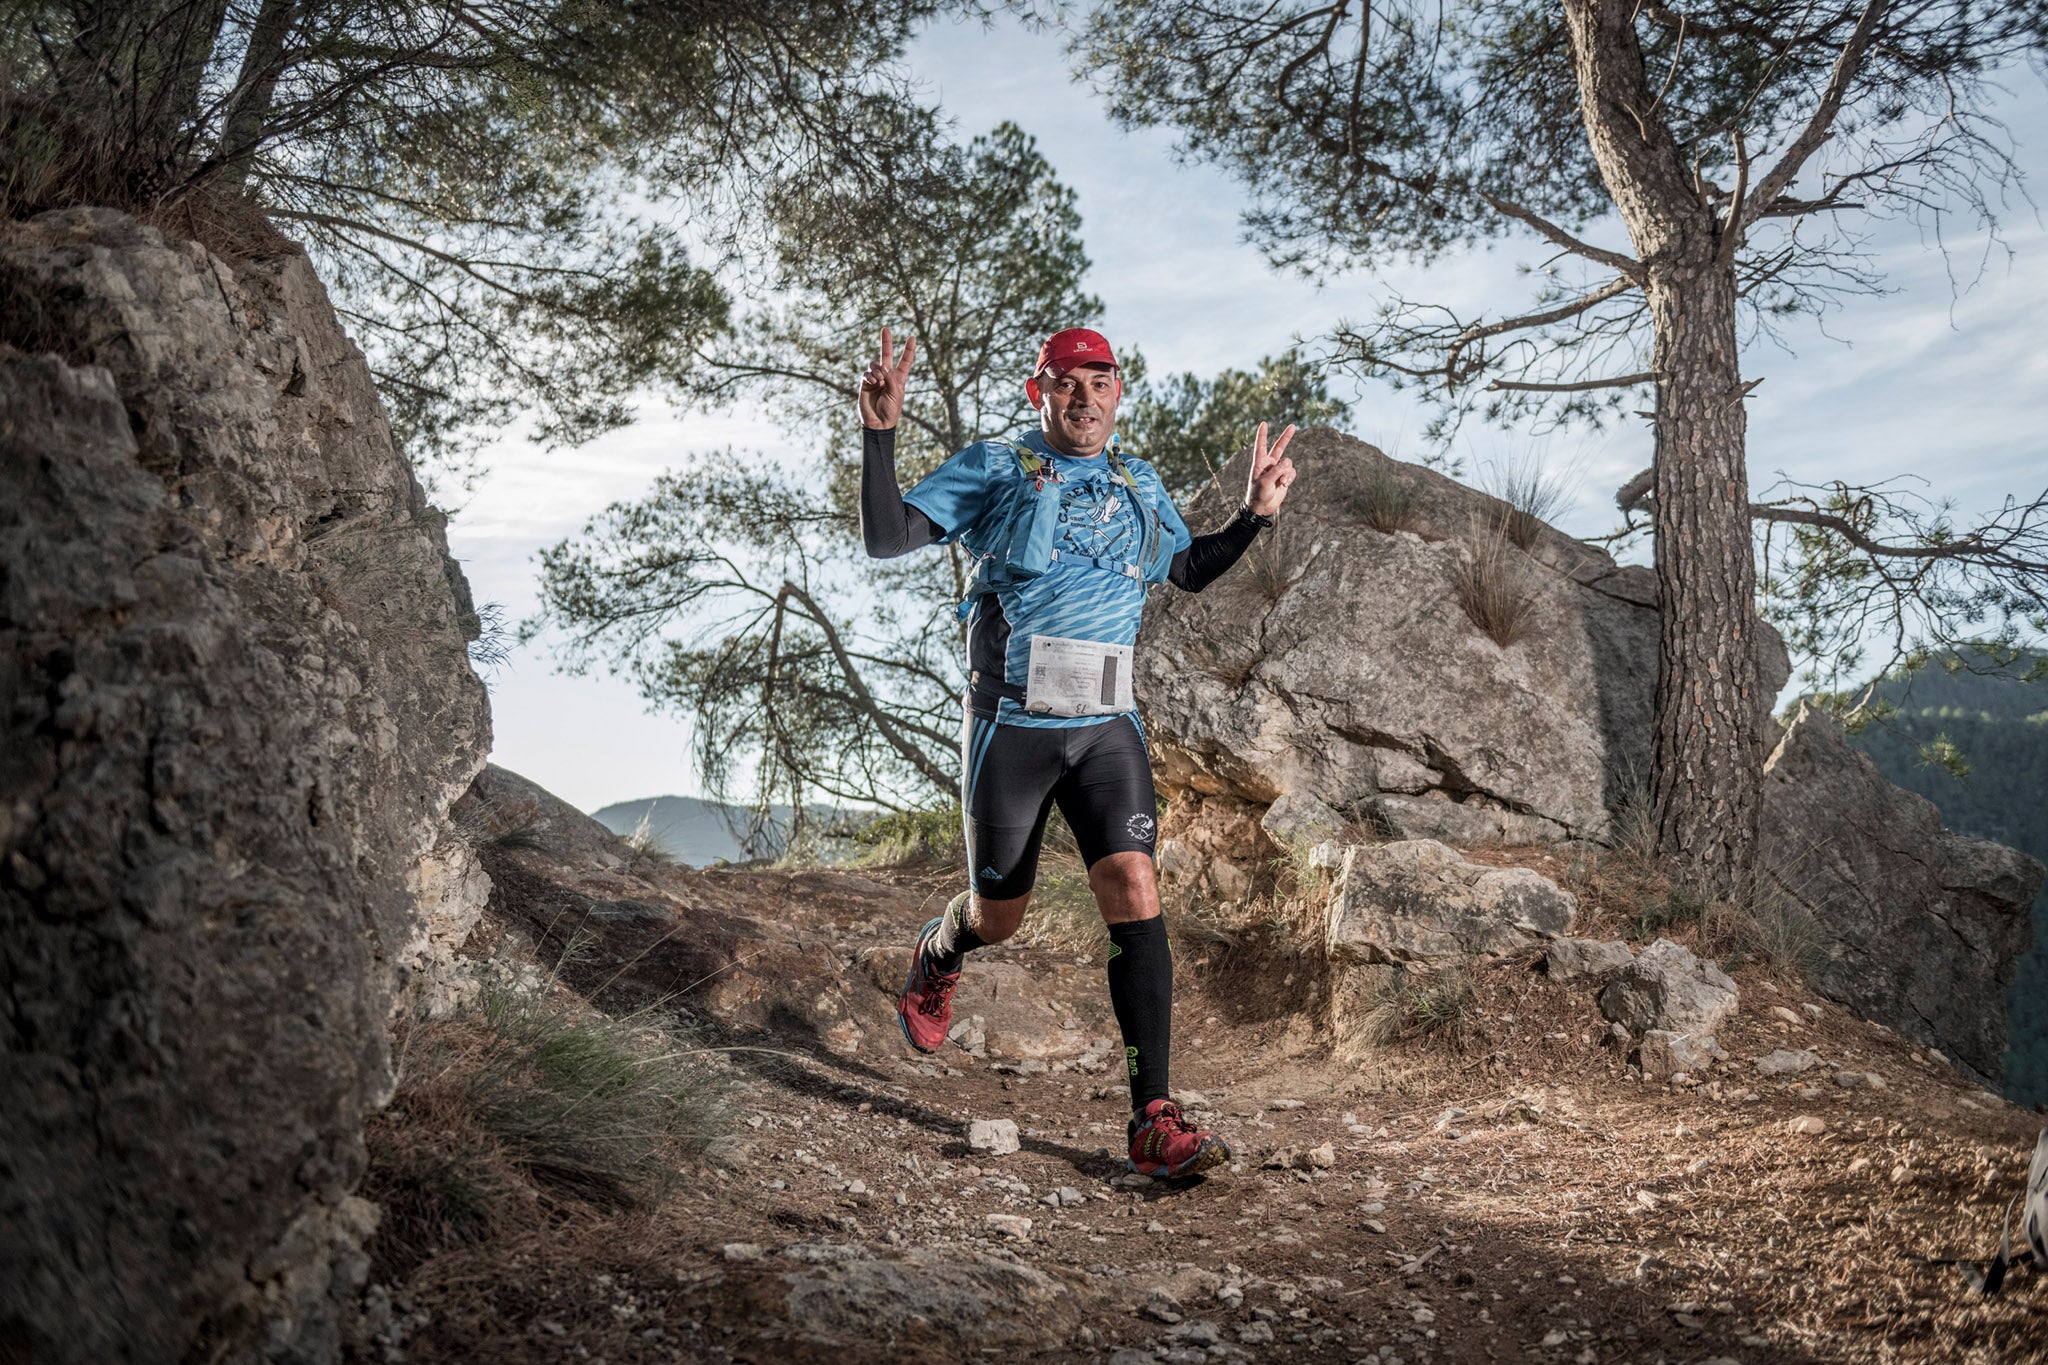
926, 890, 986, 975
1106, 916, 1173, 1111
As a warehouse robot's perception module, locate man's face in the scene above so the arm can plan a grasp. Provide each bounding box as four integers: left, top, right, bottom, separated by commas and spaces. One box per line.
1035, 364, 1119, 457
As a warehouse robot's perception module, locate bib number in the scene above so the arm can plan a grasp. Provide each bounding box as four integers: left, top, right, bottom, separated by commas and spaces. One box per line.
1024, 635, 1134, 717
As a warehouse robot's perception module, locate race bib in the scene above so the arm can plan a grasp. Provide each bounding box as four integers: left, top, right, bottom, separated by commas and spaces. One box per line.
1024, 635, 1135, 717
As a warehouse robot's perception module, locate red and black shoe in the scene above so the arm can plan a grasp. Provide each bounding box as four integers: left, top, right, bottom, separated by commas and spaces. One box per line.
895, 917, 960, 1054
1127, 1099, 1232, 1179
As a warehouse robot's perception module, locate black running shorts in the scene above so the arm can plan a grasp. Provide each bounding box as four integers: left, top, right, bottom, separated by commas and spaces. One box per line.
960, 709, 1160, 900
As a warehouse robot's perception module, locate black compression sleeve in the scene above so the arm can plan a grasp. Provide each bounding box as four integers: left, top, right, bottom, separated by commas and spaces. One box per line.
860, 425, 942, 558
1167, 506, 1265, 592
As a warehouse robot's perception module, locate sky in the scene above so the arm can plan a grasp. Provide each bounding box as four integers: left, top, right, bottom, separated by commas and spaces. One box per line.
445, 14, 2048, 814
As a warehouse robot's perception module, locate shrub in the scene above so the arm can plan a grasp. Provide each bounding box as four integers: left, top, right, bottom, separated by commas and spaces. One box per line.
1451, 521, 1537, 647
853, 806, 964, 867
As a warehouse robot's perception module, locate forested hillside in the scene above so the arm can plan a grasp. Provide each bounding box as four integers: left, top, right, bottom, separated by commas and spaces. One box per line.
1844, 652, 2048, 1107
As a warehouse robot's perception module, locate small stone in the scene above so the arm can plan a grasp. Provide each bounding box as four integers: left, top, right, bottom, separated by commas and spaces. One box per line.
1800, 1002, 1824, 1020
1167, 1320, 1221, 1345
1769, 1005, 1804, 1026
1787, 1115, 1826, 1136
1303, 1142, 1337, 1169
1141, 1295, 1185, 1324
1269, 1098, 1306, 1110
1834, 1070, 1885, 1090
1360, 1220, 1386, 1235
1057, 1186, 1086, 1206
967, 1118, 1021, 1155
1146, 1219, 1169, 1233
1754, 1049, 1820, 1076
843, 1179, 867, 1195
721, 1242, 765, 1261
1238, 1321, 1276, 1345
984, 1213, 1033, 1239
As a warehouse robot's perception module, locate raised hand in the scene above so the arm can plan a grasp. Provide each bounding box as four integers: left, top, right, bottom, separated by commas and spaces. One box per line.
1245, 422, 1298, 516
859, 326, 916, 430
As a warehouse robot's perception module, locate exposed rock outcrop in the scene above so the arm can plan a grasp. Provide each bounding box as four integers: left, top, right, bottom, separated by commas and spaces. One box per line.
1760, 704, 2043, 1083
1140, 429, 2035, 1082
1137, 428, 1793, 874
1323, 839, 1576, 1057
1, 208, 488, 1362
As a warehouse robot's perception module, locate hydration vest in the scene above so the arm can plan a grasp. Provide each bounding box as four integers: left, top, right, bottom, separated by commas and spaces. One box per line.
955, 433, 1175, 620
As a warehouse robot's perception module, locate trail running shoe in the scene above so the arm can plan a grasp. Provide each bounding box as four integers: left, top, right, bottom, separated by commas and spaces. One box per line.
896, 916, 960, 1054
1127, 1099, 1232, 1179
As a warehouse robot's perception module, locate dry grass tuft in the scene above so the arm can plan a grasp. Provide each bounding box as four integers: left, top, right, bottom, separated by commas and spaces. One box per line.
620, 810, 674, 866
365, 986, 729, 1282
1351, 460, 1423, 534
1451, 520, 1538, 646
1359, 965, 1476, 1046
1481, 452, 1573, 550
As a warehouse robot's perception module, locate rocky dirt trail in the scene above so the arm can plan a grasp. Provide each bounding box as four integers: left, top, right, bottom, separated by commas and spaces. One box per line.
365, 777, 2046, 1365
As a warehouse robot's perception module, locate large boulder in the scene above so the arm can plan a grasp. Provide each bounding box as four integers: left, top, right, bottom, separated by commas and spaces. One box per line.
1598, 939, 1740, 1038
1323, 840, 1576, 1057
1137, 428, 1792, 884
0, 209, 488, 1362
1760, 704, 2043, 1083
1325, 839, 1579, 966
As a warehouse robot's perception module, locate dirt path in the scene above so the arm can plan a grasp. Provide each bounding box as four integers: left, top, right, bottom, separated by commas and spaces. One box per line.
367, 850, 2046, 1365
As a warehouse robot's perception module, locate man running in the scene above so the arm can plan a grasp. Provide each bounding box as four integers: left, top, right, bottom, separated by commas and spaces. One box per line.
858, 326, 1297, 1179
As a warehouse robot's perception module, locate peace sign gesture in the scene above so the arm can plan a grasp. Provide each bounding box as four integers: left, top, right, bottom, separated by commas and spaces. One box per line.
1245, 422, 1299, 517
859, 326, 916, 430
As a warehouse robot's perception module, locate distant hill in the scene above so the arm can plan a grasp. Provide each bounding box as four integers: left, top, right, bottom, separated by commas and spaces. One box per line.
1838, 650, 2048, 1107
590, 794, 851, 866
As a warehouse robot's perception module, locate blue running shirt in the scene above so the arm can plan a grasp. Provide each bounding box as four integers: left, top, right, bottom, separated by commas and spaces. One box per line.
904, 431, 1192, 727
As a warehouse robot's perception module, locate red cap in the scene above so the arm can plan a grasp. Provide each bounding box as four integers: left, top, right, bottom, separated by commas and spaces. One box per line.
1033, 328, 1117, 380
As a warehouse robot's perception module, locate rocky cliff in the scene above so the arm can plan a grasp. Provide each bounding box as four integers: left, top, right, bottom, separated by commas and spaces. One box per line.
0, 208, 490, 1362
1139, 429, 2039, 1083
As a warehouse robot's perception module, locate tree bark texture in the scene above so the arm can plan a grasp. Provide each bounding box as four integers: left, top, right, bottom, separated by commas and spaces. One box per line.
1562, 0, 1768, 883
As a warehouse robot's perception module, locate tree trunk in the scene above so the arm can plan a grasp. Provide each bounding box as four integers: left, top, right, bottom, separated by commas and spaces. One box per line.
1562, 0, 1767, 885
1644, 254, 1765, 882
217, 0, 301, 191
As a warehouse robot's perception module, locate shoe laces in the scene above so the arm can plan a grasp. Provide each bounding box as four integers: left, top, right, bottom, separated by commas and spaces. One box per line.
1135, 1101, 1197, 1146
916, 971, 958, 1017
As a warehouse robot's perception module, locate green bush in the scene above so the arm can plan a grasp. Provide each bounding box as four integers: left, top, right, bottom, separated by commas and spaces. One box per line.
854, 806, 964, 866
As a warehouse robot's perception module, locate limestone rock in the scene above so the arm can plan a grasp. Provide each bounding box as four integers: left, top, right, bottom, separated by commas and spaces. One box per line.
1760, 705, 2043, 1084
779, 1245, 1092, 1349
1598, 939, 1739, 1037
1261, 790, 1347, 845
1755, 1049, 1821, 1076
1325, 840, 1578, 967
1368, 794, 1569, 846
1546, 937, 1636, 985
968, 1119, 1021, 1156
1639, 1031, 1723, 1080
0, 209, 488, 1362
1137, 428, 1792, 855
